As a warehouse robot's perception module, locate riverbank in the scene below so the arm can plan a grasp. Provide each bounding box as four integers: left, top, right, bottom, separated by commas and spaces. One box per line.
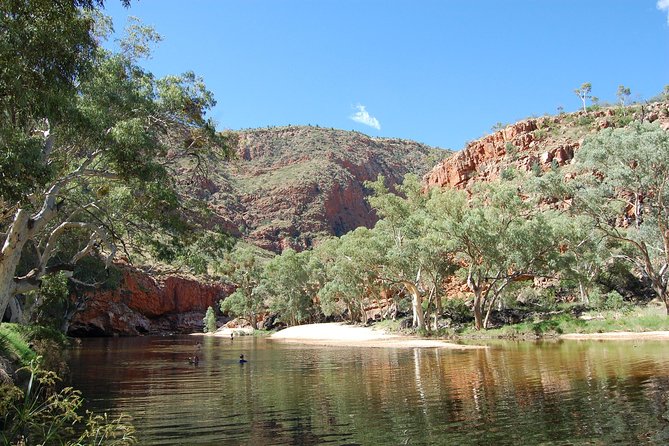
560, 331, 669, 340
268, 322, 485, 349
190, 326, 256, 338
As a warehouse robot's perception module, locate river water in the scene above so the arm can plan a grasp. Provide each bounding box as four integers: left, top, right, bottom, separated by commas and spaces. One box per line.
67, 336, 669, 445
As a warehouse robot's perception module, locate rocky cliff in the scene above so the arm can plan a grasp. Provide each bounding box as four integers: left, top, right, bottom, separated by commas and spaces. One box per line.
68, 265, 232, 336
178, 126, 446, 252
424, 102, 669, 190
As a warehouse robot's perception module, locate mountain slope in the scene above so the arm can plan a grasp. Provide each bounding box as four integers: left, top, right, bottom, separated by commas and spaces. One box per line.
180, 126, 446, 252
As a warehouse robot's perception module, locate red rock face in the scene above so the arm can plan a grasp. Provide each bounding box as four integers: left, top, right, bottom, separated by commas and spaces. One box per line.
424, 102, 669, 191
177, 126, 446, 253
69, 266, 232, 336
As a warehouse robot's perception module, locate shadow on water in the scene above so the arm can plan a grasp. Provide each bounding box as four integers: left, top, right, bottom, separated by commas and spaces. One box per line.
67, 336, 669, 445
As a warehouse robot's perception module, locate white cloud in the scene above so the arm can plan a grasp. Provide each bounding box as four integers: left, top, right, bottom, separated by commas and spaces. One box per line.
659, 0, 669, 23
350, 105, 381, 130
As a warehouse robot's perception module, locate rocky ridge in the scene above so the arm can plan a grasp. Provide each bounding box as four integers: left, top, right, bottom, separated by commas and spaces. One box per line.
424, 102, 669, 190
178, 126, 446, 252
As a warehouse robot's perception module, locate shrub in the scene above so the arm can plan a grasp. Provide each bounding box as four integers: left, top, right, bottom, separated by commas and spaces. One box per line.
501, 167, 517, 181
441, 297, 472, 324
0, 358, 136, 445
590, 290, 627, 311
203, 306, 217, 333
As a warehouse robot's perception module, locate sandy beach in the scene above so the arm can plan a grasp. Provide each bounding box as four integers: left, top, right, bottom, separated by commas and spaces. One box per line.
190, 326, 255, 337
560, 331, 669, 340
269, 322, 484, 349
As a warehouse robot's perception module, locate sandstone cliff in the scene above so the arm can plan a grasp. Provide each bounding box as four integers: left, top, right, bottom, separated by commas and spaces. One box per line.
178, 126, 446, 252
424, 102, 669, 190
68, 265, 232, 336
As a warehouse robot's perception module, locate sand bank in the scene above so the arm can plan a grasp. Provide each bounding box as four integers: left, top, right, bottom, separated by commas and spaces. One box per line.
269, 323, 484, 349
190, 326, 255, 337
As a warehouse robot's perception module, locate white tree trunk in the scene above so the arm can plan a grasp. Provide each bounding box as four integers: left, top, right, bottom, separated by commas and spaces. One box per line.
0, 209, 31, 320
404, 282, 425, 330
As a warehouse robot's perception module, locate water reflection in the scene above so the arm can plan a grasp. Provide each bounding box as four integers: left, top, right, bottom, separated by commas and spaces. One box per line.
68, 337, 669, 445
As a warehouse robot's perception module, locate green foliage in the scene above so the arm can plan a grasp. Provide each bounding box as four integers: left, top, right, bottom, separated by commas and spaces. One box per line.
203, 306, 216, 333
0, 2, 234, 322
177, 229, 236, 275
262, 249, 319, 326
505, 142, 518, 160
589, 290, 627, 311
500, 166, 517, 181
617, 85, 631, 107
218, 245, 269, 328
315, 230, 386, 322
0, 358, 136, 445
574, 82, 592, 112
0, 0, 95, 201
575, 114, 595, 127
0, 324, 35, 364
531, 161, 542, 177
491, 122, 506, 132
441, 297, 472, 324
575, 123, 669, 308
648, 85, 669, 103
533, 128, 548, 140
611, 107, 635, 127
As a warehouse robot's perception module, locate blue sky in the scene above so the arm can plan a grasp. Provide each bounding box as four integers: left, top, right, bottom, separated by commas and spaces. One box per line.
105, 1, 669, 150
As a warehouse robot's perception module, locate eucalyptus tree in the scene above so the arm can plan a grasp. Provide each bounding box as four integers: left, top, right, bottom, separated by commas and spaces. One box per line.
574, 82, 592, 112
315, 230, 386, 323
574, 123, 669, 313
427, 182, 565, 330
366, 174, 454, 331
219, 245, 270, 329
617, 85, 631, 108
261, 248, 320, 326
0, 2, 231, 320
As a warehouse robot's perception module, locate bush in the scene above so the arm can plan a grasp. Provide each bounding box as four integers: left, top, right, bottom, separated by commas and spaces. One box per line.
0, 358, 136, 445
501, 167, 517, 181
589, 290, 627, 311
203, 306, 216, 333
441, 297, 472, 324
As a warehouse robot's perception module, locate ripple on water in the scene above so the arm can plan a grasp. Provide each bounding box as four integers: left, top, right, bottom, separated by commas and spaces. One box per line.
68, 337, 669, 445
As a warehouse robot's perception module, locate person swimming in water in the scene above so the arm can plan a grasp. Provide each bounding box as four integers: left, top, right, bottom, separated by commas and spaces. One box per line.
239, 354, 247, 364
188, 343, 202, 365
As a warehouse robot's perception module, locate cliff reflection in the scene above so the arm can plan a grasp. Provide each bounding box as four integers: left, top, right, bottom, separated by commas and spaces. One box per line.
68, 337, 669, 445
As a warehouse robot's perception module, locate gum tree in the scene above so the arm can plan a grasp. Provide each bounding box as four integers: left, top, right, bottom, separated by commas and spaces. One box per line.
575, 123, 669, 314
617, 85, 631, 108
574, 82, 592, 112
261, 249, 320, 326
427, 182, 565, 329
219, 245, 269, 329
0, 2, 230, 320
366, 175, 454, 331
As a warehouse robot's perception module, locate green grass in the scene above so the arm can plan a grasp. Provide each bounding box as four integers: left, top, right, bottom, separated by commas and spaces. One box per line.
0, 323, 36, 364
374, 318, 403, 332
0, 323, 68, 366
457, 304, 669, 339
